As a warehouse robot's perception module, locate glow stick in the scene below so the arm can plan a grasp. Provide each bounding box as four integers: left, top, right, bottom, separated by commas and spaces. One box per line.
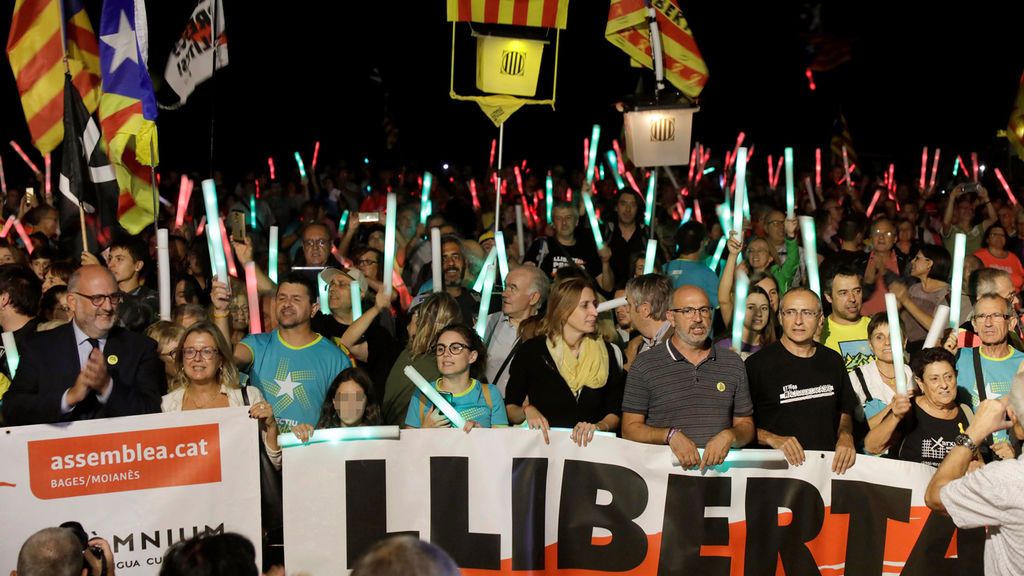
971, 153, 979, 183
949, 233, 966, 330
494, 230, 509, 285
803, 178, 817, 210
268, 157, 275, 180
431, 227, 442, 293
277, 425, 399, 447
268, 225, 279, 284
311, 141, 320, 172
841, 146, 851, 189
624, 171, 641, 193
995, 168, 1017, 205
249, 195, 257, 229
201, 179, 228, 284
928, 148, 941, 190
733, 148, 747, 235
318, 274, 330, 315
196, 216, 206, 236
405, 366, 467, 428
671, 448, 787, 467
545, 173, 554, 224
923, 305, 950, 349
43, 153, 51, 201
772, 156, 784, 191
350, 280, 362, 321
887, 164, 896, 198
0, 155, 6, 193
157, 229, 171, 321
419, 172, 433, 225
218, 217, 238, 278
682, 207, 692, 223
693, 199, 702, 223
514, 166, 524, 196
338, 209, 349, 234
731, 270, 749, 354
767, 154, 775, 189
469, 179, 480, 210
865, 187, 884, 217
175, 176, 193, 229
884, 293, 908, 395
472, 248, 496, 293
293, 152, 306, 180
709, 204, 732, 271
798, 216, 820, 297
920, 147, 928, 190
514, 206, 525, 259
605, 151, 625, 189
383, 193, 397, 296
585, 124, 601, 186
954, 155, 966, 178
596, 297, 627, 314
13, 219, 33, 254
580, 191, 604, 249
9, 141, 40, 174
643, 238, 657, 274
244, 262, 262, 334
814, 148, 822, 190
489, 139, 497, 169
784, 147, 795, 218
474, 262, 496, 340
0, 216, 14, 238
612, 139, 626, 175
2, 331, 19, 378
645, 170, 656, 227
687, 147, 698, 183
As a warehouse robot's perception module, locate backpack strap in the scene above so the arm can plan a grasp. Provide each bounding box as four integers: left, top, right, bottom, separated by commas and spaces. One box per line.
972, 348, 988, 402
853, 366, 873, 402
479, 379, 493, 411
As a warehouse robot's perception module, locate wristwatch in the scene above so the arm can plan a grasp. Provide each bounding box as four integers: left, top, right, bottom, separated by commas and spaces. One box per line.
953, 434, 979, 455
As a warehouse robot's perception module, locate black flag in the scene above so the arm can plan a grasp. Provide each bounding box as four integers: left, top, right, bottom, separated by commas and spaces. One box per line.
58, 73, 120, 254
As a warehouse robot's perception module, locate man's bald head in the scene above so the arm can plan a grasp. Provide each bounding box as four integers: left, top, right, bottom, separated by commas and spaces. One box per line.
16, 527, 83, 576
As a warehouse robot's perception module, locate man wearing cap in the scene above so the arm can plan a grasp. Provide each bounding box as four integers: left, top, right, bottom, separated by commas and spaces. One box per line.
2, 265, 163, 425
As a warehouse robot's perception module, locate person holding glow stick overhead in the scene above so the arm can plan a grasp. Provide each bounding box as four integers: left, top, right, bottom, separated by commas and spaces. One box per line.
405, 324, 507, 430
523, 202, 614, 293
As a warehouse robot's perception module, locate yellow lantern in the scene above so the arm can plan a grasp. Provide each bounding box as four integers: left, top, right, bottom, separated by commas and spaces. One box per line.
475, 35, 547, 97
623, 104, 699, 167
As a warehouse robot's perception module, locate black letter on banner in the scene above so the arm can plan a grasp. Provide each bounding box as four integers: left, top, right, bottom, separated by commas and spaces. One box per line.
557, 460, 649, 571
744, 478, 824, 576
512, 458, 547, 570
345, 460, 418, 565
659, 475, 731, 576
903, 511, 984, 576
831, 480, 911, 575
430, 457, 501, 569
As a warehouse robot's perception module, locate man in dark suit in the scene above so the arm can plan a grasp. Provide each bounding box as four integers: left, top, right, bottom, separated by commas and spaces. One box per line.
1, 265, 163, 425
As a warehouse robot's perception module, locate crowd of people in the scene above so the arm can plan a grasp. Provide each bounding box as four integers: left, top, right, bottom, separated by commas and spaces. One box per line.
2, 152, 1024, 573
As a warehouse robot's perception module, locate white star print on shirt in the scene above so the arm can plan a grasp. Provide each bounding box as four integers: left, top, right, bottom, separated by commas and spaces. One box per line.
101, 10, 139, 73
273, 373, 300, 400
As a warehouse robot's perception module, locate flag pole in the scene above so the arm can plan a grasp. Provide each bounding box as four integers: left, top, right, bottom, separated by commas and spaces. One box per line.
494, 122, 504, 236
150, 139, 159, 239
208, 0, 219, 177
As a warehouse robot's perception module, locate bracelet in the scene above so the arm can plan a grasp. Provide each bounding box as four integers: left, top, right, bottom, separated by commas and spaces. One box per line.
665, 427, 679, 446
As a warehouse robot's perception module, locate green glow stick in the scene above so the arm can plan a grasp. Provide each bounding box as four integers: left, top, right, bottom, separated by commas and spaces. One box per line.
585, 124, 601, 186
419, 172, 433, 225
249, 195, 257, 229
605, 151, 625, 189
884, 293, 908, 395
404, 365, 467, 429
294, 152, 306, 180
201, 179, 229, 284
268, 225, 279, 284
318, 274, 331, 315
682, 208, 692, 223
709, 203, 732, 272
949, 233, 966, 329
784, 147, 795, 218
277, 425, 400, 447
2, 331, 19, 378
643, 238, 657, 274
545, 173, 554, 224
731, 271, 749, 353
581, 191, 604, 249
798, 216, 820, 297
383, 193, 397, 296
351, 280, 362, 321
494, 231, 509, 286
338, 210, 349, 234
645, 170, 656, 227
518, 421, 615, 437
473, 248, 497, 293
474, 262, 497, 339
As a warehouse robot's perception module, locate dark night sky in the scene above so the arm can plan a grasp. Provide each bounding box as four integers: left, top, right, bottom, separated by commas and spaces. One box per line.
2, 1, 1023, 188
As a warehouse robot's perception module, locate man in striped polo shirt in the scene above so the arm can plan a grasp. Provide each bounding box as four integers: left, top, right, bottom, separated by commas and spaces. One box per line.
622, 285, 754, 470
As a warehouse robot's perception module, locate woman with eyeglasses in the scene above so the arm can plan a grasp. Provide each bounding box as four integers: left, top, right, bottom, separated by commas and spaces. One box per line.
715, 286, 776, 358
890, 244, 951, 350
719, 219, 797, 331
161, 321, 281, 468
404, 324, 507, 430
864, 348, 978, 467
291, 367, 383, 442
505, 277, 625, 447
975, 224, 1024, 291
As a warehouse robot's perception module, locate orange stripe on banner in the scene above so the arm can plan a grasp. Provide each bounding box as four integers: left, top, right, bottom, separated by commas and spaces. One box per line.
8, 0, 56, 46
512, 0, 529, 26
607, 0, 641, 21
484, 0, 499, 23
14, 29, 61, 89
658, 17, 702, 58
458, 0, 472, 21
100, 101, 143, 136
541, 0, 559, 27
71, 69, 99, 106
25, 91, 61, 141
7, 3, 60, 71
68, 20, 100, 56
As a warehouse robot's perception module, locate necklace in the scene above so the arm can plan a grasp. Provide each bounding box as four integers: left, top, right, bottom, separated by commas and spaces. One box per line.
185, 388, 221, 409
876, 365, 895, 382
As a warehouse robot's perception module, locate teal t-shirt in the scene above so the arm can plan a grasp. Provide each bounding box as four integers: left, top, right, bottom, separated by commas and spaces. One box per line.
241, 330, 352, 432
405, 378, 509, 428
955, 347, 1024, 443
663, 259, 720, 308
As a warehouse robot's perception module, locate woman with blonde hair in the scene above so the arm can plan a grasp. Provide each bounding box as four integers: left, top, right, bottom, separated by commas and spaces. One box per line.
381, 293, 462, 425
161, 321, 281, 467
145, 320, 185, 389
505, 276, 625, 447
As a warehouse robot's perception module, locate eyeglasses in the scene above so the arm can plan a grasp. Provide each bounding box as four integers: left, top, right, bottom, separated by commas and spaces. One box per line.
303, 239, 330, 248
781, 308, 820, 319
973, 312, 1011, 322
668, 306, 713, 318
435, 342, 470, 356
73, 291, 124, 307
182, 346, 219, 360
872, 231, 895, 238
356, 258, 379, 267
161, 350, 178, 360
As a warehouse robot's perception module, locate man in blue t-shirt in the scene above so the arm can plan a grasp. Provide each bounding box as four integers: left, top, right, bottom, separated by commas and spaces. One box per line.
663, 220, 719, 308
955, 293, 1024, 454
213, 272, 351, 432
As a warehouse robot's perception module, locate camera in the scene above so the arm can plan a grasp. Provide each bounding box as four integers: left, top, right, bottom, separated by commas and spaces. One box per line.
60, 521, 107, 576
962, 182, 980, 194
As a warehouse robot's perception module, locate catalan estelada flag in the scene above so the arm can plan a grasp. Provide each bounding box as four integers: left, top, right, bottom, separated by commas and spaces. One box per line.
605, 0, 708, 100
1009, 71, 1024, 162
446, 0, 570, 29
98, 0, 159, 235
6, 0, 102, 155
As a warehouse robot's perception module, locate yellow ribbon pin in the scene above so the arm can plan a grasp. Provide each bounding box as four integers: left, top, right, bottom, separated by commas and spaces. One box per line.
716, 382, 726, 392
107, 355, 119, 366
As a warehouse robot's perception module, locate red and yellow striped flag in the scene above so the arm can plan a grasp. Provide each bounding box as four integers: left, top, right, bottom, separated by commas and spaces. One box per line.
6, 0, 102, 155
446, 0, 569, 29
605, 0, 708, 100
1010, 71, 1024, 162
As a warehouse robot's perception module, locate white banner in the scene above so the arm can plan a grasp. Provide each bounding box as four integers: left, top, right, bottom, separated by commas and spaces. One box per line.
0, 408, 261, 575
284, 429, 983, 575
163, 0, 228, 106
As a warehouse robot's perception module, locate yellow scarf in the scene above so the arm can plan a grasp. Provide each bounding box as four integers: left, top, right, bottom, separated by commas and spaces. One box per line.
547, 335, 609, 396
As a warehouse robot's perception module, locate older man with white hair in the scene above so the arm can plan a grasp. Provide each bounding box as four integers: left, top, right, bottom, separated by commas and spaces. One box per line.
483, 265, 550, 395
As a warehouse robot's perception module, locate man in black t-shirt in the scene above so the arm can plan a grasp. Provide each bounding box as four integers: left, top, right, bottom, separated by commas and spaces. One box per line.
746, 287, 858, 474
523, 202, 613, 293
